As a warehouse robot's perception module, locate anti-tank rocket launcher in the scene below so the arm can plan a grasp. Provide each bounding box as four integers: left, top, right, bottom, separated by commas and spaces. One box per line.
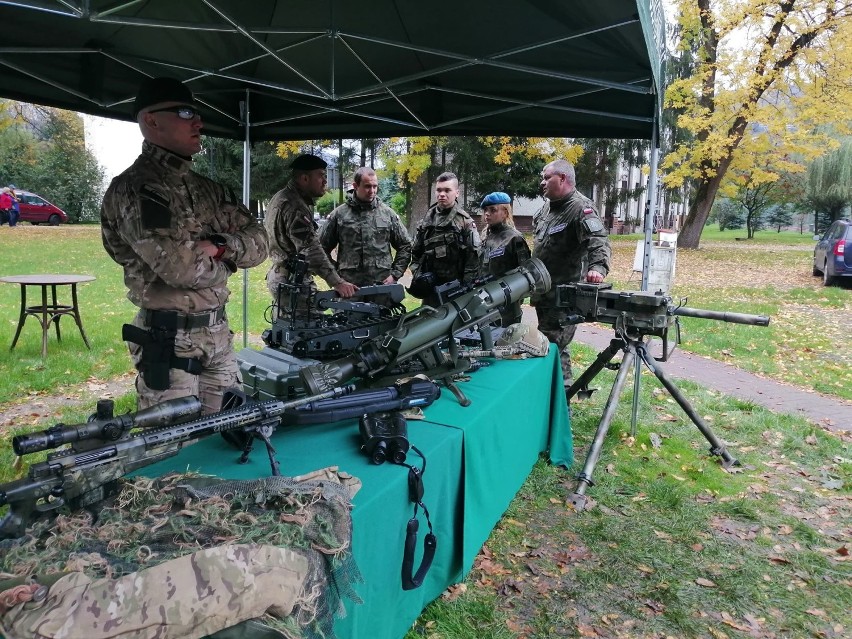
300, 258, 552, 405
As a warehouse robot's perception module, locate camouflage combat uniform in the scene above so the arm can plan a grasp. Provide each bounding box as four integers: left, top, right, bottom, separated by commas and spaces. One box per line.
321, 192, 412, 286
531, 189, 611, 389
0, 544, 309, 639
410, 202, 481, 307
265, 182, 344, 315
101, 141, 269, 414
480, 222, 532, 326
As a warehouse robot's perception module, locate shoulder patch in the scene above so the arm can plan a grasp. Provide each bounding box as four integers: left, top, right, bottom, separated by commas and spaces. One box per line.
583, 208, 595, 215
582, 217, 605, 233
139, 184, 172, 229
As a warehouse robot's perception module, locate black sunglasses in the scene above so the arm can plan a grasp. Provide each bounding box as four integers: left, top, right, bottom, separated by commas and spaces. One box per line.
147, 105, 200, 120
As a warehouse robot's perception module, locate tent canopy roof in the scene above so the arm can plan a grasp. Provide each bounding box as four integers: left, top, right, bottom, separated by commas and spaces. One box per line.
0, 0, 665, 140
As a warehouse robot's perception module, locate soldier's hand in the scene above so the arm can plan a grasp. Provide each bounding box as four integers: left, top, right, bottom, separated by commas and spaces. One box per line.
382, 275, 396, 285
197, 240, 220, 258
334, 281, 358, 297
585, 270, 604, 283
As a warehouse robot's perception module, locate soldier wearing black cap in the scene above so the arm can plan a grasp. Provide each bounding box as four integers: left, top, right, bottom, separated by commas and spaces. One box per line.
264, 154, 357, 317
101, 76, 269, 415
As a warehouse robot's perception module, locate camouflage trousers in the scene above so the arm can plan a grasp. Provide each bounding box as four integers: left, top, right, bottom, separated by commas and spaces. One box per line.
129, 311, 240, 415
0, 544, 309, 639
267, 271, 319, 320
534, 305, 576, 390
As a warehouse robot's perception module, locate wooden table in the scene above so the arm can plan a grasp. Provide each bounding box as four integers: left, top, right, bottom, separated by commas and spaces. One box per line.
0, 274, 95, 357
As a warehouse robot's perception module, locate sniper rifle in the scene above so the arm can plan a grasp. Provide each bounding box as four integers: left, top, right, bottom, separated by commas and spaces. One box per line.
0, 386, 354, 540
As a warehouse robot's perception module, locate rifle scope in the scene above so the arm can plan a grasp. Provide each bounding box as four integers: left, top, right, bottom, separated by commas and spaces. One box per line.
12, 396, 202, 456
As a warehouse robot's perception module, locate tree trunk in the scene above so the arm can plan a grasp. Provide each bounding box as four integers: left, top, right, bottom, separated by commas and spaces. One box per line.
408, 169, 431, 235
360, 140, 366, 167
678, 163, 729, 248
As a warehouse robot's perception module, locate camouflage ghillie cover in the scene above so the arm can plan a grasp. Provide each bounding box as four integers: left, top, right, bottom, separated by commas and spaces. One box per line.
0, 470, 362, 639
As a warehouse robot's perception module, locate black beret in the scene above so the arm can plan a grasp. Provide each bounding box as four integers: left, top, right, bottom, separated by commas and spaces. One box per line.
133, 77, 195, 117
290, 154, 327, 171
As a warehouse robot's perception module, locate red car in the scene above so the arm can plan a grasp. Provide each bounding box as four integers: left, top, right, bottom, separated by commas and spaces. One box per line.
13, 190, 68, 225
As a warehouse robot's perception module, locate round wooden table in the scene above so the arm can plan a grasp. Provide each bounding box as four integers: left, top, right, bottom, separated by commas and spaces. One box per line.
0, 274, 96, 357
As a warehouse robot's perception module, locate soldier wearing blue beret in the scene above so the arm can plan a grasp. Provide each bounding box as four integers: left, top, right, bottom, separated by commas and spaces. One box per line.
479, 192, 531, 326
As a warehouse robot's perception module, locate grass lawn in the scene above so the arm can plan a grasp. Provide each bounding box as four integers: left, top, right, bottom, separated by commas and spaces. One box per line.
0, 224, 849, 638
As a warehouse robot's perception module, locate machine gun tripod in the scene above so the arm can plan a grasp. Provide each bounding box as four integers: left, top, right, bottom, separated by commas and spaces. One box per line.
558, 283, 770, 511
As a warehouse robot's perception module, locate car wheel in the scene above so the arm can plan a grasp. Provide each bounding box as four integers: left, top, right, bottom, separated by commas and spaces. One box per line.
48, 214, 61, 226
823, 262, 836, 286
30, 222, 39, 226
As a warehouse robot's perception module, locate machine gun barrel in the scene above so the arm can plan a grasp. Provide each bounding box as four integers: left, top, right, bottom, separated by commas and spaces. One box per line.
12, 397, 202, 456
671, 306, 770, 326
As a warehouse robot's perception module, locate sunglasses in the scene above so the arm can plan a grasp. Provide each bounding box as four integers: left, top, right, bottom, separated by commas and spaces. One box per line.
148, 105, 200, 120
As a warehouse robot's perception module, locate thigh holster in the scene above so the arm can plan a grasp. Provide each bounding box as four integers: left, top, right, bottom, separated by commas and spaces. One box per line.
122, 324, 202, 391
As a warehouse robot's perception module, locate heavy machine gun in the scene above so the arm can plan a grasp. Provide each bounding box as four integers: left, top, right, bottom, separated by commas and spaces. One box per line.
0, 386, 354, 539
557, 283, 770, 510
300, 259, 551, 406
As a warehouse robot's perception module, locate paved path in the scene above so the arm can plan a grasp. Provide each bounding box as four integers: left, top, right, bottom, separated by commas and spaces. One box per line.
519, 306, 851, 433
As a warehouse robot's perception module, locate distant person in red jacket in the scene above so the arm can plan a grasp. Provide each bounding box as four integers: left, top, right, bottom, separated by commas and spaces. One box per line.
0, 186, 17, 226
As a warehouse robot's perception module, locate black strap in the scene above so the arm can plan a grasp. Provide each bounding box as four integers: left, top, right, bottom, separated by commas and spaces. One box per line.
397, 446, 437, 590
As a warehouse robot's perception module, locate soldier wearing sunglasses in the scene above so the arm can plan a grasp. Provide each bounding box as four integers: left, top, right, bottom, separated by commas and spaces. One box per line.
101, 77, 269, 415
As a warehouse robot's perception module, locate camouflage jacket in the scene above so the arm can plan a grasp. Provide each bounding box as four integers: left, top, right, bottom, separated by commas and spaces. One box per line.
411, 202, 481, 285
531, 189, 611, 306
101, 141, 268, 313
265, 183, 343, 290
480, 222, 531, 278
320, 193, 412, 285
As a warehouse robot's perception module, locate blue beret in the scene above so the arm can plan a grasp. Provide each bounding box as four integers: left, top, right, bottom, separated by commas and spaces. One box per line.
480, 192, 511, 207
291, 154, 327, 170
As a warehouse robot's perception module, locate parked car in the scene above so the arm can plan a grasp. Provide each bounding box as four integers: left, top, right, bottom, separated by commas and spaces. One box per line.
12, 190, 68, 225
813, 219, 852, 286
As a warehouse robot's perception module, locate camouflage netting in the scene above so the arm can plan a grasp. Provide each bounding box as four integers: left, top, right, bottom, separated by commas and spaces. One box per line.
0, 470, 363, 639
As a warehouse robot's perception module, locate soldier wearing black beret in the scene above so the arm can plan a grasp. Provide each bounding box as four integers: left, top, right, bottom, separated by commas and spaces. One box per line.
264, 154, 357, 317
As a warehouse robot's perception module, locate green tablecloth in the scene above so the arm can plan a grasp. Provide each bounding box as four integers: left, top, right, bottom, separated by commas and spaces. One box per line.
139, 347, 572, 639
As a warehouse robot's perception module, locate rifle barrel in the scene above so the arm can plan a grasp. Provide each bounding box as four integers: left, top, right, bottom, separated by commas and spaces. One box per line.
672, 306, 770, 326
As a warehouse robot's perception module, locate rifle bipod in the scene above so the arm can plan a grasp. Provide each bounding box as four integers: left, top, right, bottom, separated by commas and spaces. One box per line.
566, 333, 739, 511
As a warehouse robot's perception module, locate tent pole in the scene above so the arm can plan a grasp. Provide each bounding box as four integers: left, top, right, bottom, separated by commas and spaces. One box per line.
241, 90, 251, 349
641, 117, 659, 292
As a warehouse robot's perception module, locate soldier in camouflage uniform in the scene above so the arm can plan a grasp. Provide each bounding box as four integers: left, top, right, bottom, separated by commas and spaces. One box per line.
0, 544, 310, 639
320, 167, 411, 307
101, 77, 268, 415
265, 154, 357, 317
409, 171, 481, 307
478, 191, 532, 326
531, 159, 611, 394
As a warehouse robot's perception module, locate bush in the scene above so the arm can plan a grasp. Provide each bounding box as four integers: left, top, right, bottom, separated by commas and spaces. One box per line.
316, 192, 340, 215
